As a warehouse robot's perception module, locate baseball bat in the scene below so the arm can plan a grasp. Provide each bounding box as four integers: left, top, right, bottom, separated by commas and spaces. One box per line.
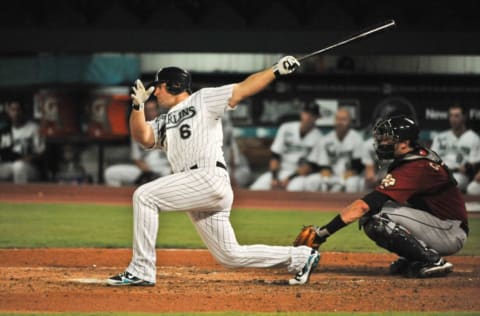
297, 19, 396, 61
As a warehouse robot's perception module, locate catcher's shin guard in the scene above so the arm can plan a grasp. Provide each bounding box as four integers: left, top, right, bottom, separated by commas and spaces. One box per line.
362, 214, 440, 264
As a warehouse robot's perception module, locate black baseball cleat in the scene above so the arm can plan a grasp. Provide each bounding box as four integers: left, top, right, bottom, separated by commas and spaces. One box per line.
389, 257, 410, 275
107, 271, 155, 286
417, 258, 453, 278
406, 258, 453, 278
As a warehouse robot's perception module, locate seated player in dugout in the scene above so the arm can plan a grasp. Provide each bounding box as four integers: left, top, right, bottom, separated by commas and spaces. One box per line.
0, 100, 45, 183
294, 115, 468, 278
287, 107, 364, 192
430, 103, 480, 192
249, 101, 322, 191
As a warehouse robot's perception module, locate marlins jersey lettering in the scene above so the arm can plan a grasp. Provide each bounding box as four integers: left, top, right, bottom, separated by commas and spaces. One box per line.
148, 85, 233, 173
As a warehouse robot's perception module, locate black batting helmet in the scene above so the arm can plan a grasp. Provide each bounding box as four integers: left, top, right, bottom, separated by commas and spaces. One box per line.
154, 67, 192, 95
373, 115, 419, 160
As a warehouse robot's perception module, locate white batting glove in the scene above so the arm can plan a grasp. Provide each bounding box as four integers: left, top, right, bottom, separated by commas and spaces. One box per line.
272, 56, 300, 78
131, 79, 155, 111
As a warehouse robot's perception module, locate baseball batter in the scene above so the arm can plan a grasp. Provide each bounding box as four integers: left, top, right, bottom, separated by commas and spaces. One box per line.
107, 57, 319, 286
294, 116, 468, 278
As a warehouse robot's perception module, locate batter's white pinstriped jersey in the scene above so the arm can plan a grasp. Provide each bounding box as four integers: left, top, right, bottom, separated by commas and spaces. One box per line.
124, 83, 314, 283
147, 85, 233, 173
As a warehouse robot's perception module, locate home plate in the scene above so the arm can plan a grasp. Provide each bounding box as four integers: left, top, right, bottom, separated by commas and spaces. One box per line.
70, 278, 107, 284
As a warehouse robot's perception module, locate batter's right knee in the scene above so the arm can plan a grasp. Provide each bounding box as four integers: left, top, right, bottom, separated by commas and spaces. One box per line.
133, 185, 155, 209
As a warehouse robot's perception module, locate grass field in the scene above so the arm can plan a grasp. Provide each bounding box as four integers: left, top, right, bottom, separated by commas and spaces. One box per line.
0, 202, 478, 255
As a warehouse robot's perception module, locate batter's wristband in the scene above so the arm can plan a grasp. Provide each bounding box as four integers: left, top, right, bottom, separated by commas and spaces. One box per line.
132, 102, 144, 111
272, 62, 284, 78
325, 215, 347, 235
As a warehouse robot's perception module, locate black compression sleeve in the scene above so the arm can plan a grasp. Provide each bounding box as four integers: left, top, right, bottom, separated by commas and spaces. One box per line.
325, 215, 347, 235
361, 190, 391, 214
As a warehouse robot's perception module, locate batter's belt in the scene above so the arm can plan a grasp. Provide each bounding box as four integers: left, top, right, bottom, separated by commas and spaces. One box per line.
190, 161, 227, 171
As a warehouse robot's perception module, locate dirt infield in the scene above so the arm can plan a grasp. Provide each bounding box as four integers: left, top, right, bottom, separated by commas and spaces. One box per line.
0, 248, 479, 313
1, 184, 479, 313
0, 249, 480, 312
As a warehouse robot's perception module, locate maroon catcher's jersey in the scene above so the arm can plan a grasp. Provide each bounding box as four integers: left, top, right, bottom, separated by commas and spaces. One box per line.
376, 148, 468, 226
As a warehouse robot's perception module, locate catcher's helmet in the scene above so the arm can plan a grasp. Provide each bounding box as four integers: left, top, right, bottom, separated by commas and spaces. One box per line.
154, 67, 192, 95
373, 115, 419, 160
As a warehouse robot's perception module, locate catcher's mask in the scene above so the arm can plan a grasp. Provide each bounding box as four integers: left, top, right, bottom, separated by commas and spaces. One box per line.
373, 115, 419, 160
153, 67, 192, 95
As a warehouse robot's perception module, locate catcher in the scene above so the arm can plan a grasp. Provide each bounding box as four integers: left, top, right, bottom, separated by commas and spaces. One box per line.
294, 115, 469, 278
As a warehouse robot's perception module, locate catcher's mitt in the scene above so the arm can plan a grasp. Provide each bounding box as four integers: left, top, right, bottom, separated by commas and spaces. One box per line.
293, 225, 329, 249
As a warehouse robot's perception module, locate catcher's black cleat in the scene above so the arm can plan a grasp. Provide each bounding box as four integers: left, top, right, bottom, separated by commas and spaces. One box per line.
416, 258, 453, 278
107, 271, 155, 286
289, 249, 320, 285
406, 258, 453, 278
389, 257, 410, 275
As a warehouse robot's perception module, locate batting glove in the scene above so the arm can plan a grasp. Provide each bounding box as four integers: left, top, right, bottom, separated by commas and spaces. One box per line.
131, 79, 155, 111
272, 56, 300, 78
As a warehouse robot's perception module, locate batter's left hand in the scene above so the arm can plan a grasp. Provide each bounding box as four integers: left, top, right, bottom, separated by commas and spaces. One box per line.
131, 79, 155, 107
273, 56, 300, 77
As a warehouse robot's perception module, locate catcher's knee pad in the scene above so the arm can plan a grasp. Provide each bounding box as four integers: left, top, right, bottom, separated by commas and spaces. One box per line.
362, 214, 440, 263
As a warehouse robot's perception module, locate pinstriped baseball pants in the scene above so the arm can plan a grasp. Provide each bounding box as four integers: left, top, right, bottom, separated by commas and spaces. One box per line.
126, 167, 312, 283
